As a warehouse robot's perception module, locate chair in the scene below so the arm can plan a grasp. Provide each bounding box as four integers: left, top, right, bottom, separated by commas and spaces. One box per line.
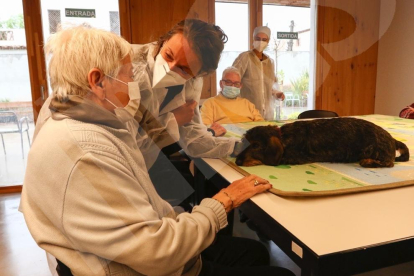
297, 109, 339, 119
0, 111, 31, 158
284, 92, 293, 107
284, 92, 300, 107
56, 259, 73, 276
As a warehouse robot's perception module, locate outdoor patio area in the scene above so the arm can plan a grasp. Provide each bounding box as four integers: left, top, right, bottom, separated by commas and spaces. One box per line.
0, 122, 34, 187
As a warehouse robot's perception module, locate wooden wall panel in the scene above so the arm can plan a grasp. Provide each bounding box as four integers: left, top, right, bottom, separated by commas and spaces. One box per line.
316, 0, 380, 116
119, 0, 132, 42
129, 0, 195, 44
122, 0, 216, 99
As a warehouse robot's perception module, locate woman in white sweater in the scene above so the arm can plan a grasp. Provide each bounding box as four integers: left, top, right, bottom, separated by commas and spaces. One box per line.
20, 26, 294, 276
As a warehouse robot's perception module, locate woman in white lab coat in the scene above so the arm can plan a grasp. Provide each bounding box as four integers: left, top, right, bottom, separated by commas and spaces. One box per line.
233, 26, 284, 121
132, 19, 237, 165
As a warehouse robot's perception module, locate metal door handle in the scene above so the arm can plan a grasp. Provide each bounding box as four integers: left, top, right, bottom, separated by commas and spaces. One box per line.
40, 85, 45, 101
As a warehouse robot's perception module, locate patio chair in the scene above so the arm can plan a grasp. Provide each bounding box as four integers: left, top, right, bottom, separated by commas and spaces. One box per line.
0, 111, 31, 158
298, 109, 339, 119
284, 92, 300, 107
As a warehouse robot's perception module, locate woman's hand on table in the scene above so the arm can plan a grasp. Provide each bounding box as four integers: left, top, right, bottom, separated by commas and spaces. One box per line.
212, 175, 272, 213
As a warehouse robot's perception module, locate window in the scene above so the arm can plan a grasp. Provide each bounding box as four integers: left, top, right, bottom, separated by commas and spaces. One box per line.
48, 10, 61, 34
215, 0, 248, 92
109, 11, 120, 35
263, 4, 312, 118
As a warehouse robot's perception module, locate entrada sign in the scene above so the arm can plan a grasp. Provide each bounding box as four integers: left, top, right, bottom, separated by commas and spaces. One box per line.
277, 32, 298, 39
65, 9, 96, 18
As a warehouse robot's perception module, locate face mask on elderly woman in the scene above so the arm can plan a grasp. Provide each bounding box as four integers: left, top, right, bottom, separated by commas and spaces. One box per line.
105, 75, 141, 138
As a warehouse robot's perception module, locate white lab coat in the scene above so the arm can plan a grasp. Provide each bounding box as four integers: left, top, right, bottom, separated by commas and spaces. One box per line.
233, 50, 277, 121
132, 43, 237, 164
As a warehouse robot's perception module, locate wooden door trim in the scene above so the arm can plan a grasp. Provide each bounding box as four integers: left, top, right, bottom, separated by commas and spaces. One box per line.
119, 0, 132, 42
0, 185, 22, 194
248, 0, 263, 49
22, 0, 48, 124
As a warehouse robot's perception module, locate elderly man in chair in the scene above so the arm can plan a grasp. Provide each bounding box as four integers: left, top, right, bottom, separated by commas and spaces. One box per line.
200, 66, 264, 136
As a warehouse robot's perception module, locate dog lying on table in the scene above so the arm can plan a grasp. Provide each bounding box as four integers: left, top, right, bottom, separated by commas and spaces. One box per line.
234, 117, 410, 167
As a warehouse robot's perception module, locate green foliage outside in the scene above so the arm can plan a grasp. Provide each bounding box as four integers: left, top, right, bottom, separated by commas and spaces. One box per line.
0, 98, 11, 103
277, 70, 285, 84
290, 69, 309, 95
288, 111, 300, 120
0, 14, 24, 29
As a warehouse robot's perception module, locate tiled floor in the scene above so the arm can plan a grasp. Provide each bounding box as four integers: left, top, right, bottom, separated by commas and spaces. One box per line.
0, 123, 34, 187
2, 193, 414, 276
0, 193, 50, 276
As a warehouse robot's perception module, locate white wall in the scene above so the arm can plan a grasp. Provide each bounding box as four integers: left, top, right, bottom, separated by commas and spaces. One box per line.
375, 0, 414, 116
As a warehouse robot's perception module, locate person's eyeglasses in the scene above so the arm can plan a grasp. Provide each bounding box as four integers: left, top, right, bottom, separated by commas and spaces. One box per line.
254, 37, 268, 42
221, 79, 242, 88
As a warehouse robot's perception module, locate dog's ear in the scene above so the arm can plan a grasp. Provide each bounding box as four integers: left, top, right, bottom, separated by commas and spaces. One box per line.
264, 136, 284, 166
269, 125, 282, 139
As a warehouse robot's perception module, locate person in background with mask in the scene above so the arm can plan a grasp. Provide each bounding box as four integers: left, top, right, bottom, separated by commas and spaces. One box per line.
233, 26, 285, 121
201, 66, 264, 129
20, 26, 295, 276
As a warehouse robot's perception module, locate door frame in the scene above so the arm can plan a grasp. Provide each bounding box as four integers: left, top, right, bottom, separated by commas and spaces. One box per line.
22, 0, 49, 123
0, 0, 48, 193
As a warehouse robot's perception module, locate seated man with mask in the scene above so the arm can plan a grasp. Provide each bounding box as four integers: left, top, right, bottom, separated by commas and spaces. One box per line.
20, 25, 296, 276
201, 66, 264, 131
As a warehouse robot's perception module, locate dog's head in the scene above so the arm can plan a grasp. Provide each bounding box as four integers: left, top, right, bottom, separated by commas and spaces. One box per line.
235, 125, 284, 166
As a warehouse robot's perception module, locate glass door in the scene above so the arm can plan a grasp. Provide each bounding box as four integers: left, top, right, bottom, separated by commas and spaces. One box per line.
215, 0, 248, 93
263, 2, 313, 119
0, 0, 121, 188
0, 1, 35, 187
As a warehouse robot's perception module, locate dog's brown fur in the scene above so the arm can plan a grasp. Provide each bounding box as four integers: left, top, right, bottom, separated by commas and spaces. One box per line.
235, 117, 410, 167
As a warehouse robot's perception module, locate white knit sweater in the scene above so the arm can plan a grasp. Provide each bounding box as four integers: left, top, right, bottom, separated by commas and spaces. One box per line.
20, 97, 227, 276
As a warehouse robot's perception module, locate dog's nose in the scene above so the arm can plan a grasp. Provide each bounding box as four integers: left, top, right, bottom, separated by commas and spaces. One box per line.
235, 158, 243, 166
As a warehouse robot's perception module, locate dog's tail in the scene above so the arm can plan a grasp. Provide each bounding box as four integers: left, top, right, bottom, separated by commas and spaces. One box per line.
395, 139, 410, 162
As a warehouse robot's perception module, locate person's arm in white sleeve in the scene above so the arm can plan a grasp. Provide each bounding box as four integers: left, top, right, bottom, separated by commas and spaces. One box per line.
178, 78, 236, 158
134, 104, 179, 168
62, 153, 227, 276
232, 53, 249, 78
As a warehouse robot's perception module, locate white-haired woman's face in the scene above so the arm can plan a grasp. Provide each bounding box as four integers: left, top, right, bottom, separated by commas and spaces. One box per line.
101, 56, 134, 112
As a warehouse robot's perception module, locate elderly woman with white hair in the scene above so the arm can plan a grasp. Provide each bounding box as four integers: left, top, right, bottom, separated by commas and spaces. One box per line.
19, 26, 294, 276
201, 66, 264, 130
233, 26, 285, 121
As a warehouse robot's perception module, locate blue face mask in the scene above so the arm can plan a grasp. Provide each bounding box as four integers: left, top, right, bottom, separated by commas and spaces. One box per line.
222, 85, 240, 99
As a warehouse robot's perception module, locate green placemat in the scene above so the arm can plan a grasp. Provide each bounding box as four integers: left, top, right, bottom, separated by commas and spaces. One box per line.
223, 115, 414, 197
